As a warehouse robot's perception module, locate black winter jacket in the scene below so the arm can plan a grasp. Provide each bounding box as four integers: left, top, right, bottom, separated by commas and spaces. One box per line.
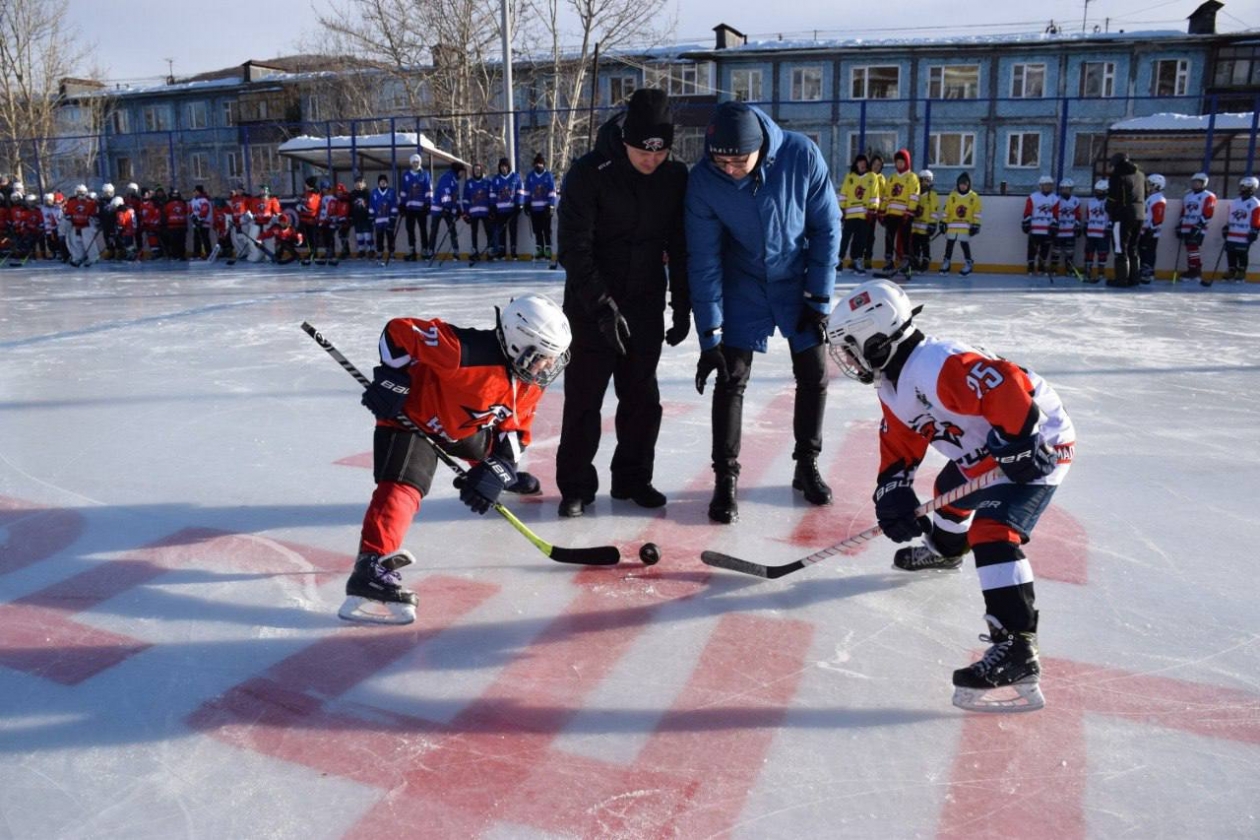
1107, 160, 1147, 224
557, 114, 689, 319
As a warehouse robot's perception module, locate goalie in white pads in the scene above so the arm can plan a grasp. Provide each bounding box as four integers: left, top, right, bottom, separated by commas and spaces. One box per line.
825, 280, 1075, 712
343, 293, 572, 624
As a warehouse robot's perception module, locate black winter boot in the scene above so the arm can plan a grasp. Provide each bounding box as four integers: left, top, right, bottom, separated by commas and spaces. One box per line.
791, 455, 832, 505
708, 473, 739, 524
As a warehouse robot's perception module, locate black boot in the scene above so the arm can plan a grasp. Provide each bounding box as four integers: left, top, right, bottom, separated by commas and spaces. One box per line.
558, 495, 594, 518
611, 484, 667, 508
791, 455, 832, 505
708, 473, 739, 524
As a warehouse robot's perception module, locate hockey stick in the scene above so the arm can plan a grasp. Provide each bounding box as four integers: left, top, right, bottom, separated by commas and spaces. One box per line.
427, 219, 449, 268
1171, 236, 1183, 283
1205, 240, 1227, 287
701, 468, 1001, 579
301, 321, 621, 567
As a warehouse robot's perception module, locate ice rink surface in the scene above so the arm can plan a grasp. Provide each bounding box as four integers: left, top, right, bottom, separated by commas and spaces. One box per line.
1, 259, 1258, 839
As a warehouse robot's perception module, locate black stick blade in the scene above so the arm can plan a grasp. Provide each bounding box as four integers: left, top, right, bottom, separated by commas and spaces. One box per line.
549, 545, 621, 566
700, 551, 805, 579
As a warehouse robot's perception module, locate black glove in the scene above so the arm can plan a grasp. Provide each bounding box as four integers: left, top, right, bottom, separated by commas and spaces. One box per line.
1249, 230, 1258, 244
1175, 227, 1185, 240
360, 364, 411, 419
695, 345, 729, 394
665, 305, 690, 347
795, 305, 828, 342
873, 477, 929, 543
597, 298, 632, 356
1021, 219, 1032, 234
1048, 223, 1059, 237
986, 428, 1057, 483
969, 223, 980, 237
458, 455, 516, 515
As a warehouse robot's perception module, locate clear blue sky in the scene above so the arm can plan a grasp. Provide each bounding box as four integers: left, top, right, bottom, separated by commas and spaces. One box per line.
71, 0, 1256, 84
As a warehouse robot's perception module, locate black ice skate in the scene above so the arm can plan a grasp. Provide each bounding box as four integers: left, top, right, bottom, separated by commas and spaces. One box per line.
339, 549, 418, 625
893, 543, 963, 571
952, 614, 1044, 712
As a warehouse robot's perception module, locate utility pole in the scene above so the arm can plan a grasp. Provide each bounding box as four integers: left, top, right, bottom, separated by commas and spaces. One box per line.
163, 57, 174, 84
1081, 0, 1092, 33
500, 0, 516, 171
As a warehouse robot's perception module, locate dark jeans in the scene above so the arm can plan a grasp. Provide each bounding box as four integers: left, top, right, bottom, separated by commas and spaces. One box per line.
404, 207, 430, 251
493, 208, 519, 255
710, 343, 828, 476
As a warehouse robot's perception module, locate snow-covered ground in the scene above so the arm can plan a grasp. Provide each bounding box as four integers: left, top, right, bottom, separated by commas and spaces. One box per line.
1, 259, 1257, 839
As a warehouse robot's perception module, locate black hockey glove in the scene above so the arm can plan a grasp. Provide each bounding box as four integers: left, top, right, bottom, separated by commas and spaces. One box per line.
596, 297, 632, 356
969, 224, 981, 237
665, 304, 691, 347
458, 455, 517, 515
1021, 219, 1032, 234
986, 428, 1057, 484
1249, 230, 1258, 244
360, 364, 411, 419
795, 305, 829, 343
695, 345, 729, 395
1175, 227, 1185, 240
873, 477, 929, 543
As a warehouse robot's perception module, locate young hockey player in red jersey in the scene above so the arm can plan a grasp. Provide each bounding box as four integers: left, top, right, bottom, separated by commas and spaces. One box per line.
345, 293, 572, 624
826, 279, 1075, 712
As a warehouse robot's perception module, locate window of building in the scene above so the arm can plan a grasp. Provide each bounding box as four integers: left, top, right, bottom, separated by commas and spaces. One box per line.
1011, 63, 1046, 98
650, 63, 706, 97
115, 156, 132, 181
1072, 132, 1106, 167
851, 65, 900, 99
142, 105, 171, 132
109, 109, 130, 134
1212, 44, 1260, 87
221, 101, 238, 127
608, 74, 636, 105
190, 152, 208, 180
1007, 132, 1040, 167
185, 101, 208, 130
730, 68, 762, 102
928, 132, 976, 167
303, 94, 321, 121
1079, 61, 1116, 97
672, 128, 706, 166
849, 131, 899, 164
1152, 59, 1189, 96
928, 65, 979, 99
790, 66, 824, 101
801, 131, 822, 148
226, 151, 241, 179
257, 99, 269, 120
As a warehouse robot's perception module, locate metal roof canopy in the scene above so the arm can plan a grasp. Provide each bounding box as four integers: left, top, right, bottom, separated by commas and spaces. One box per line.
277, 131, 469, 174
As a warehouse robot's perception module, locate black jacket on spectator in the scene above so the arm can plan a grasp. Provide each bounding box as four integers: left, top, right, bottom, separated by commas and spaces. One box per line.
1107, 158, 1147, 224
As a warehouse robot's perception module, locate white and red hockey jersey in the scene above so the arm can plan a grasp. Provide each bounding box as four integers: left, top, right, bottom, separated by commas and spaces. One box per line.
1084, 198, 1110, 238
877, 337, 1075, 485
1143, 191, 1167, 236
1224, 195, 1260, 246
1055, 195, 1082, 239
1023, 192, 1059, 236
1179, 188, 1217, 234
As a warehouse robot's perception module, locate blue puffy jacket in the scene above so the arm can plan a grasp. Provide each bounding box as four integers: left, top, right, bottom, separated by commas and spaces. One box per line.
685, 105, 839, 353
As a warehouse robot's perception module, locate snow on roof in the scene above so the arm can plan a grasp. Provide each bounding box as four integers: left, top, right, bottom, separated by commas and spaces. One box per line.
277, 131, 469, 169
703, 28, 1189, 54
1112, 112, 1259, 131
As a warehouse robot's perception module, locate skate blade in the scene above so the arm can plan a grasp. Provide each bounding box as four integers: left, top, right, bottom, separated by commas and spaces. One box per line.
952, 679, 1045, 713
338, 596, 416, 625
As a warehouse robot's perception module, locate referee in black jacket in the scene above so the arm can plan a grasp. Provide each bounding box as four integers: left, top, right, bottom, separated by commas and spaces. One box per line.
555, 88, 690, 518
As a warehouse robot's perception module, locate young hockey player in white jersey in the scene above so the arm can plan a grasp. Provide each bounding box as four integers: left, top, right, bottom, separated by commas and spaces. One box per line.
825, 279, 1075, 712
1177, 172, 1217, 282
1082, 180, 1111, 283
1048, 179, 1081, 279
1139, 174, 1168, 283
1021, 176, 1058, 276
1219, 175, 1260, 283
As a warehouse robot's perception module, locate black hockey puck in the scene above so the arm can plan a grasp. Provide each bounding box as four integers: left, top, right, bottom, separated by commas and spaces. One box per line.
638, 542, 661, 566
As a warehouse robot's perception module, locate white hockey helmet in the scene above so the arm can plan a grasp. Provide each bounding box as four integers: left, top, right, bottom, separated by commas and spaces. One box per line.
1093, 179, 1109, 193
1058, 178, 1074, 191
825, 280, 922, 385
1191, 172, 1209, 188
409, 153, 422, 170
918, 169, 934, 184
497, 293, 572, 387
25, 193, 36, 203
109, 196, 124, 209
101, 183, 115, 197
1239, 175, 1258, 194
88, 191, 97, 200
43, 192, 54, 205
126, 182, 139, 195
1147, 173, 1166, 192
1038, 175, 1055, 188
74, 184, 87, 196
11, 180, 23, 195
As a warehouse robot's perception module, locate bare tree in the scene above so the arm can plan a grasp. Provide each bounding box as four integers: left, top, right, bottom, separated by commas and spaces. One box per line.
313, 0, 507, 162
0, 0, 90, 191
518, 0, 673, 174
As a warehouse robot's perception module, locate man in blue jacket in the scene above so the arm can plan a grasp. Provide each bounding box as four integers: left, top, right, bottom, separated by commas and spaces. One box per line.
686, 101, 840, 523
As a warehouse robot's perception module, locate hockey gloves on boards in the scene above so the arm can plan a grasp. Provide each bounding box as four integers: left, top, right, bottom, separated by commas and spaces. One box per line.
665, 305, 691, 347
361, 364, 411, 419
458, 455, 517, 515
695, 345, 729, 394
873, 477, 930, 543
597, 298, 632, 356
987, 429, 1057, 483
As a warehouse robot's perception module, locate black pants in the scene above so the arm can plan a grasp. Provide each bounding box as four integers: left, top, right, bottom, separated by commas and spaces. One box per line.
374, 222, 395, 255
556, 305, 665, 500
429, 213, 459, 254
192, 224, 211, 258
530, 207, 552, 252
839, 217, 868, 266
1026, 234, 1052, 271
493, 208, 519, 255
165, 227, 187, 260
468, 217, 490, 252
710, 343, 828, 476
404, 208, 430, 252
1110, 219, 1142, 286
